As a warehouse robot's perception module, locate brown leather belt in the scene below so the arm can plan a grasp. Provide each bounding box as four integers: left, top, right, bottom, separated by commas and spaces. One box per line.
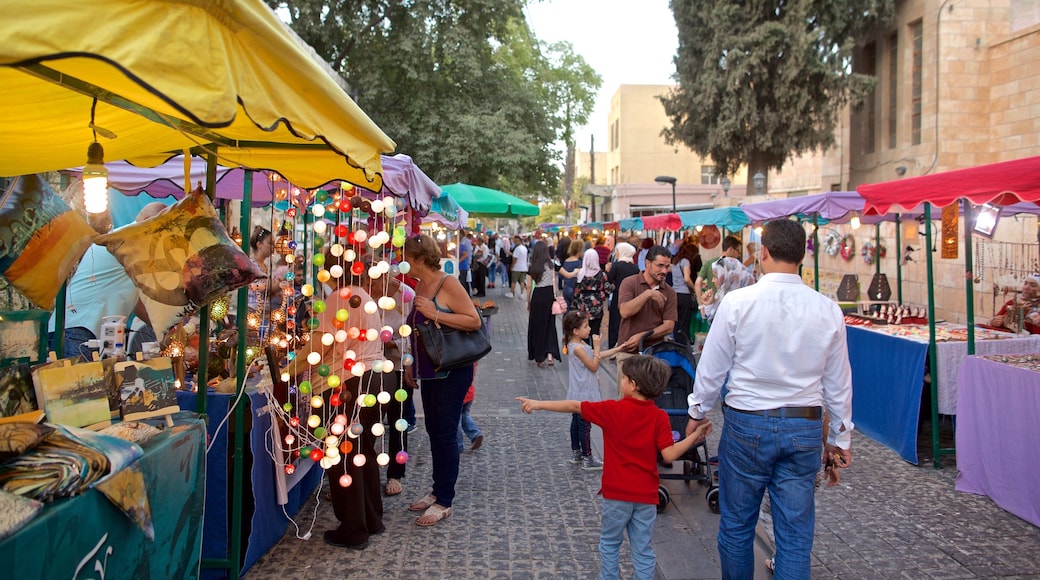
724, 404, 822, 419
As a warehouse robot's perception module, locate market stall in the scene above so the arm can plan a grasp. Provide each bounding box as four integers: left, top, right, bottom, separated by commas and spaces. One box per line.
955, 354, 1040, 527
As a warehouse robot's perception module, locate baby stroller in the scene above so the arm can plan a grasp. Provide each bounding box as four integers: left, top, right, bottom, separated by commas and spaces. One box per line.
639, 331, 719, 514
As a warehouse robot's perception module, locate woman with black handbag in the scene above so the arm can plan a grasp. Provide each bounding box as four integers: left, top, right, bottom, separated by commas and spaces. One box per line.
403, 234, 485, 526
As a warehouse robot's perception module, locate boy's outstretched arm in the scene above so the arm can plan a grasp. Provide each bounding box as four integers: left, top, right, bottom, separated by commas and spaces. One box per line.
516, 397, 581, 414
661, 420, 712, 462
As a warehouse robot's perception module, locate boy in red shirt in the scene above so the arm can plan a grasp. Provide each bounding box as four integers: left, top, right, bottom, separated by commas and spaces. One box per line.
518, 355, 712, 580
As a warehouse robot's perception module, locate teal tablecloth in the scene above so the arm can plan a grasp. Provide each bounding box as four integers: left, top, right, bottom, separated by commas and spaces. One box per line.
0, 416, 206, 578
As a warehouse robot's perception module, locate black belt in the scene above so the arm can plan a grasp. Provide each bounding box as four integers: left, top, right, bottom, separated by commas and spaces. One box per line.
724, 404, 822, 419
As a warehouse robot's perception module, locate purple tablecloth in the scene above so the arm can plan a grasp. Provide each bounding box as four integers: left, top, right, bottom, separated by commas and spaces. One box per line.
955, 356, 1040, 527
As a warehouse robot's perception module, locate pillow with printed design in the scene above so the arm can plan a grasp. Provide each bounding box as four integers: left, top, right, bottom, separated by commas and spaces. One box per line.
0, 175, 97, 310
94, 186, 263, 338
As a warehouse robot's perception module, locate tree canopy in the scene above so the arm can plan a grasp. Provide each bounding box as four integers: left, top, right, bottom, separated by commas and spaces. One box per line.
661, 0, 894, 188
267, 0, 599, 202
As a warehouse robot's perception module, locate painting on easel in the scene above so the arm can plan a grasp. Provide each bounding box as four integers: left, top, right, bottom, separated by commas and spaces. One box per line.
116, 358, 180, 422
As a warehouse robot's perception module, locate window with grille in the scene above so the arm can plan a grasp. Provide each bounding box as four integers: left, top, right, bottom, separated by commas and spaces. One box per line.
888, 33, 898, 149
911, 20, 923, 146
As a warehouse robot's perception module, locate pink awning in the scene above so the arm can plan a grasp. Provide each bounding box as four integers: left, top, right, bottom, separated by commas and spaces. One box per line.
639, 213, 682, 231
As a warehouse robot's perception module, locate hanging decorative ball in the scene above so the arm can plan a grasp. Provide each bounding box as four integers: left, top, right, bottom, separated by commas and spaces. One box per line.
372, 360, 384, 373
395, 388, 409, 403
376, 452, 390, 466
359, 200, 372, 214
346, 295, 361, 310
312, 235, 325, 249
330, 422, 344, 436
300, 446, 312, 458
312, 203, 326, 218
289, 416, 301, 427
288, 240, 298, 251
363, 393, 377, 407
363, 300, 378, 315
334, 224, 348, 238
284, 433, 296, 445
338, 474, 353, 488
309, 448, 324, 462
339, 199, 352, 213
302, 284, 315, 297
395, 451, 409, 464
246, 311, 261, 329
399, 324, 412, 338
392, 236, 405, 248
329, 264, 344, 279
370, 200, 385, 214
354, 229, 368, 244
351, 362, 366, 377
307, 414, 321, 428
350, 261, 365, 276
344, 248, 357, 262
330, 243, 345, 258
316, 269, 331, 284
365, 328, 378, 342
282, 401, 293, 413
395, 418, 409, 432
399, 261, 411, 275
379, 329, 393, 343
329, 393, 342, 408
314, 426, 327, 439
320, 332, 334, 346
402, 354, 415, 367
385, 205, 397, 219
375, 390, 392, 405
350, 195, 364, 207
371, 422, 386, 437
210, 295, 230, 319
312, 253, 326, 267
285, 464, 296, 475
287, 305, 298, 316
317, 364, 331, 377
327, 374, 341, 389
312, 220, 327, 235
299, 380, 312, 394
270, 309, 286, 323
324, 446, 339, 461
353, 454, 367, 467
316, 189, 329, 203
382, 360, 395, 373
335, 329, 348, 343
306, 352, 322, 365
313, 300, 328, 315
318, 456, 334, 469
310, 395, 323, 409
287, 207, 298, 218
349, 422, 364, 437
306, 317, 321, 330
339, 440, 353, 455
368, 265, 382, 279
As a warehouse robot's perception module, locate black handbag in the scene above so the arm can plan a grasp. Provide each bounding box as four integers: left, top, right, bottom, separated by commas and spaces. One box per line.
416, 276, 492, 372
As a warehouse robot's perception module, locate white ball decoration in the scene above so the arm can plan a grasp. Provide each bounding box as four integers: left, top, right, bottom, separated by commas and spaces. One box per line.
364, 301, 378, 314
376, 452, 390, 466
398, 261, 411, 274
335, 329, 348, 343
370, 200, 385, 214
365, 328, 378, 342
321, 332, 335, 346
329, 264, 344, 278
312, 204, 326, 217
353, 454, 367, 467
335, 414, 349, 425
383, 196, 395, 207
330, 243, 344, 257
319, 456, 335, 470
371, 422, 385, 437
325, 435, 340, 448
384, 205, 397, 218
312, 220, 327, 235
368, 236, 381, 249
354, 229, 367, 243
325, 446, 340, 460
377, 296, 391, 310
280, 371, 291, 383
399, 324, 412, 337
377, 259, 390, 273
345, 350, 357, 361
351, 363, 366, 377
376, 391, 392, 405
382, 360, 395, 373
372, 360, 384, 373
330, 422, 345, 436
345, 248, 357, 261
284, 253, 295, 264
306, 351, 322, 365
368, 265, 382, 279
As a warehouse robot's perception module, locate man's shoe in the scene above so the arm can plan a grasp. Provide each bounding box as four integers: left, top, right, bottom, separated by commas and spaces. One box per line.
323, 531, 369, 550
471, 434, 484, 450
581, 456, 603, 470
569, 450, 582, 464
505, 292, 514, 298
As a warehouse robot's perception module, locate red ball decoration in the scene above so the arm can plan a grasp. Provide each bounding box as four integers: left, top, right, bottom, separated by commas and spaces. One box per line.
335, 224, 349, 238
347, 327, 360, 339
343, 359, 355, 371
287, 305, 298, 316
346, 231, 356, 245
330, 393, 342, 407
309, 448, 324, 462
339, 199, 352, 213
338, 287, 352, 299
284, 464, 296, 475
287, 207, 298, 218
289, 416, 301, 427
351, 261, 365, 276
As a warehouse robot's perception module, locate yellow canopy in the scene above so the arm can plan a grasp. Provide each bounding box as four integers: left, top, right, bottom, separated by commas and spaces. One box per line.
0, 0, 396, 190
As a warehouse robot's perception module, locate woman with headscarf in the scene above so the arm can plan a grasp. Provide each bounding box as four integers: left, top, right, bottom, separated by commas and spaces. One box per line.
572, 248, 614, 343
702, 256, 757, 324
527, 241, 562, 367
606, 243, 640, 349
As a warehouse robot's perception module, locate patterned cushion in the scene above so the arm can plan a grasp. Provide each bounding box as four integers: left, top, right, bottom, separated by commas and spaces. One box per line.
0, 489, 43, 540
0, 175, 96, 309
94, 187, 264, 337
0, 422, 54, 460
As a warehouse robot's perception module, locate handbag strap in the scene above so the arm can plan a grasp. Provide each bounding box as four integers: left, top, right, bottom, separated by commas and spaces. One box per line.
429, 274, 449, 304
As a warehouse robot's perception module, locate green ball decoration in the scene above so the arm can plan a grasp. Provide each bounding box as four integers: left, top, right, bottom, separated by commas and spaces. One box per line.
317, 364, 331, 377
394, 388, 408, 402
312, 300, 326, 314
312, 235, 325, 248
314, 427, 327, 439
312, 253, 326, 267
300, 445, 312, 457
316, 189, 330, 203
393, 226, 406, 237
300, 381, 312, 394
282, 402, 293, 413
392, 235, 405, 248
306, 317, 321, 330
363, 393, 377, 407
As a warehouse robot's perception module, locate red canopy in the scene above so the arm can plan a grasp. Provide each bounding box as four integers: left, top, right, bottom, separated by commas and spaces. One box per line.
640, 213, 683, 231
857, 156, 1040, 214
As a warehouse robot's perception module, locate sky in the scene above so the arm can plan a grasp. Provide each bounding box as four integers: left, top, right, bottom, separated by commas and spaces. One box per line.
524, 0, 679, 152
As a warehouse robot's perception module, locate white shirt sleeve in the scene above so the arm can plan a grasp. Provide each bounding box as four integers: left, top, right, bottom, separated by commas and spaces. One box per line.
688, 297, 735, 419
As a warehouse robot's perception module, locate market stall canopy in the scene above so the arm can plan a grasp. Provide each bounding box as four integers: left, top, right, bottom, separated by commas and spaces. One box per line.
0, 0, 395, 189
619, 217, 643, 231
439, 183, 539, 218
375, 154, 441, 215
640, 213, 683, 231
428, 192, 469, 230
678, 207, 750, 230
742, 191, 868, 224
857, 156, 1040, 215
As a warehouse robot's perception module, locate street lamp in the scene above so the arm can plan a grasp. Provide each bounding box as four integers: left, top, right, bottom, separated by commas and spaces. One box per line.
654, 175, 677, 212
720, 176, 731, 197
752, 171, 766, 195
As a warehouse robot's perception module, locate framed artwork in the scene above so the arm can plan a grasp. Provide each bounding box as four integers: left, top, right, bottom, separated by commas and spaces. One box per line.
31, 359, 111, 429
0, 310, 49, 365
0, 362, 37, 418
115, 358, 180, 421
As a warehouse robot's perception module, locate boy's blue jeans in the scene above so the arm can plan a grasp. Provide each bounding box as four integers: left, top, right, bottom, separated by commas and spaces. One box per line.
717, 407, 823, 580
457, 401, 482, 449
599, 498, 656, 580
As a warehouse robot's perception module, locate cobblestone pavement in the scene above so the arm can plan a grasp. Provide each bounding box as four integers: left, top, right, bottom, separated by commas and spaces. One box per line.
246, 284, 1040, 579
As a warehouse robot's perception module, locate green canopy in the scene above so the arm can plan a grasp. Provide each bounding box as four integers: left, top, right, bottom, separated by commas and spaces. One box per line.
440, 182, 539, 218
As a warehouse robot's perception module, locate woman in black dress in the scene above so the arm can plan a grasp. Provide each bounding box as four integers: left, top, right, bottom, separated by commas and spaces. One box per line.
526, 241, 561, 367
606, 242, 640, 349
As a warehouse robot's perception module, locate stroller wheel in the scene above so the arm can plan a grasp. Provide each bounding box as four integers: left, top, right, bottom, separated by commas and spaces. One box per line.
706, 487, 720, 514
657, 486, 670, 513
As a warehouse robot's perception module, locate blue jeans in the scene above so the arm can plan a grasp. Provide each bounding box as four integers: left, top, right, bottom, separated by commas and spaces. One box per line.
487, 263, 498, 285
457, 401, 482, 449
570, 413, 592, 456
599, 498, 657, 580
499, 264, 510, 286
50, 326, 97, 362
717, 408, 823, 580
420, 365, 474, 508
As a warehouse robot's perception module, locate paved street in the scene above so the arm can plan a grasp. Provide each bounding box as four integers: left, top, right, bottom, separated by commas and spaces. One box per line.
246, 284, 1040, 579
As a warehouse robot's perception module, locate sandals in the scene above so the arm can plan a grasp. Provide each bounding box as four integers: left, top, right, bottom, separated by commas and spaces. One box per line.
765, 557, 775, 574
385, 478, 402, 496
415, 504, 452, 526
407, 493, 437, 512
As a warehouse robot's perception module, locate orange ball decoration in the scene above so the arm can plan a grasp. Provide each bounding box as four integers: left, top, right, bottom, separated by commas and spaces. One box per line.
340, 440, 353, 454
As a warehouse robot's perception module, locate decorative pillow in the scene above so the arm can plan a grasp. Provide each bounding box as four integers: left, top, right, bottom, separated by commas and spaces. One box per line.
98, 421, 162, 445
0, 175, 97, 310
0, 489, 43, 540
94, 187, 264, 338
0, 422, 55, 460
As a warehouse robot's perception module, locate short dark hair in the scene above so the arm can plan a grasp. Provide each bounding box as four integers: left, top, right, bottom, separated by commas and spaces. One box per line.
645, 245, 671, 264
762, 219, 806, 264
619, 355, 670, 399
722, 235, 742, 252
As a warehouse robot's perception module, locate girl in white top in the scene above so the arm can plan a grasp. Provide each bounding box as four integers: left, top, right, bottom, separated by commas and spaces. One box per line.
562, 310, 624, 469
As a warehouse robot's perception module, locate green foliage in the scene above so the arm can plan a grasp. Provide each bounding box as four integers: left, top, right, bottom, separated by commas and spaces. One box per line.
267, 0, 599, 201
661, 0, 895, 178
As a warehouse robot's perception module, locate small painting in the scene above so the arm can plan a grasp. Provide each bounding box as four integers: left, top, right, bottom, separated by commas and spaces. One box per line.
32, 360, 111, 429
0, 363, 37, 418
0, 310, 49, 365
115, 358, 180, 421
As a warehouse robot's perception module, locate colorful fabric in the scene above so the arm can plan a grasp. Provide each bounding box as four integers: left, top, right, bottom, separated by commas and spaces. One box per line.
573, 271, 613, 320
704, 257, 756, 322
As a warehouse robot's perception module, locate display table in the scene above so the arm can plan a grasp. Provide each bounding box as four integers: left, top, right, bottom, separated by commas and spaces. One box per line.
955, 356, 1040, 527
846, 324, 1040, 464
176, 389, 322, 578
0, 416, 206, 578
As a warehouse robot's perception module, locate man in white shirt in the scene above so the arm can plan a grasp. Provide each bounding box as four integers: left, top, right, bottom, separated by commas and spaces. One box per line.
686, 218, 853, 579
507, 235, 529, 299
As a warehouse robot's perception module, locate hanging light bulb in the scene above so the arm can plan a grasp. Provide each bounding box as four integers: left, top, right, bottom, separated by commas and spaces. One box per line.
82, 141, 109, 214
849, 213, 861, 230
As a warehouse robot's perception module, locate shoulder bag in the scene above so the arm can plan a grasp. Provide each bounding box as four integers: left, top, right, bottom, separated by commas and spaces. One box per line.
551, 295, 567, 315
416, 275, 492, 372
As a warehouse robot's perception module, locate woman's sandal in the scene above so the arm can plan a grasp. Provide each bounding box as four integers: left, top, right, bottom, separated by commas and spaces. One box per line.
407, 493, 437, 512
415, 504, 451, 526
764, 557, 775, 574
385, 478, 402, 497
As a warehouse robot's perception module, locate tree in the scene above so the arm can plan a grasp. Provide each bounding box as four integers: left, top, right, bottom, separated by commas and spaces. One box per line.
661, 0, 894, 194
268, 0, 597, 203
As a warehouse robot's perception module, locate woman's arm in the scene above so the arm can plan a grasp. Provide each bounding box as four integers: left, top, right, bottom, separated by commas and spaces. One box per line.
682, 263, 695, 291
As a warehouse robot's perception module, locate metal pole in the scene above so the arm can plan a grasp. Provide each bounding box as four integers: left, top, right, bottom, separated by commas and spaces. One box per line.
671, 183, 676, 213
924, 203, 941, 469
895, 214, 903, 304
812, 216, 820, 292
963, 199, 975, 354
